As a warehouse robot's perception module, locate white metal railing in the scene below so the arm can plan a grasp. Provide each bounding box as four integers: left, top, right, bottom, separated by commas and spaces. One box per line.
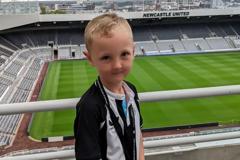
1, 84, 240, 159
1, 150, 74, 160
1, 85, 240, 115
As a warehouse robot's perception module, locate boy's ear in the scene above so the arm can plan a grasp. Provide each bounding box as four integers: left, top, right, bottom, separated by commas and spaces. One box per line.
83, 50, 94, 66
133, 44, 136, 57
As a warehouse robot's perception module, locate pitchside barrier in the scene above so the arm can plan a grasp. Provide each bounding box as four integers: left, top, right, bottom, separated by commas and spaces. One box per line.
41, 123, 220, 142
143, 122, 219, 132
144, 48, 240, 56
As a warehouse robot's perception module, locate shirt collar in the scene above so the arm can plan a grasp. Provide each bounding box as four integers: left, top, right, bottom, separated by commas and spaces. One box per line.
103, 81, 135, 101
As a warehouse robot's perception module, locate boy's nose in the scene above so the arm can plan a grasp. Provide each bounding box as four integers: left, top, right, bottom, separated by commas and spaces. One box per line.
113, 60, 122, 69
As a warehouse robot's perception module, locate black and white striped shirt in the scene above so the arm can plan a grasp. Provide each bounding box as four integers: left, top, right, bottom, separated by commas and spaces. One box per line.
74, 79, 143, 160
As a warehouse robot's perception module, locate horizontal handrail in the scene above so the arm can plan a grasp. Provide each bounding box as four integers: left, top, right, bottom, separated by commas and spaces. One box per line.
1, 150, 74, 160
1, 85, 240, 115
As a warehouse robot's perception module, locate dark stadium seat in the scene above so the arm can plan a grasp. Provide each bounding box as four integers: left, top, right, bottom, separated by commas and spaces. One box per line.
0, 57, 5, 65
230, 23, 240, 36
220, 24, 236, 36
132, 26, 152, 41
68, 29, 84, 45
2, 33, 27, 48
0, 47, 14, 57
207, 24, 228, 37
179, 24, 210, 38
150, 25, 181, 40
0, 36, 19, 51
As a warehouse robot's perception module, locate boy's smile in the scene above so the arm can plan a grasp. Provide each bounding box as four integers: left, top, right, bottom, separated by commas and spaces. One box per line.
84, 26, 135, 93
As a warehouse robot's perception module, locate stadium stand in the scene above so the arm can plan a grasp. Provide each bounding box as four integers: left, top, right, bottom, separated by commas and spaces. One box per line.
151, 25, 181, 40
179, 24, 210, 38
170, 40, 185, 52
0, 48, 46, 147
0, 83, 8, 98
0, 76, 12, 86
1, 22, 240, 56
0, 46, 14, 57
4, 62, 23, 77
132, 26, 152, 41
156, 40, 174, 52
134, 43, 145, 55
205, 37, 231, 50
222, 24, 238, 36
207, 24, 228, 37
1, 18, 240, 151
0, 57, 6, 66
181, 38, 200, 51
231, 23, 240, 36
10, 89, 30, 103
137, 41, 159, 53
0, 36, 19, 51
18, 78, 35, 91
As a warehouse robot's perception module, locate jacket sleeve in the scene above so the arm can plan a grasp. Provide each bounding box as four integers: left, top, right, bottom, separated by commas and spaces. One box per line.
74, 99, 103, 160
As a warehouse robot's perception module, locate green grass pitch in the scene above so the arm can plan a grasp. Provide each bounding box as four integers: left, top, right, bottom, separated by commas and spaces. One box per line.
29, 52, 240, 140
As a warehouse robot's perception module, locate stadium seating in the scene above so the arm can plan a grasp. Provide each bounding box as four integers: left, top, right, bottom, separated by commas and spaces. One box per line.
181, 38, 200, 51
179, 24, 210, 38
181, 38, 211, 51
132, 26, 152, 41
0, 76, 12, 85
0, 36, 19, 51
10, 89, 30, 103
151, 25, 181, 40
206, 24, 228, 37
156, 40, 174, 51
1, 22, 240, 52
230, 23, 240, 36
0, 50, 44, 147
137, 41, 159, 53
205, 37, 231, 50
1, 21, 240, 149
0, 114, 21, 146
156, 39, 185, 53
170, 40, 185, 52
4, 62, 23, 77
67, 29, 84, 45
0, 83, 8, 98
221, 24, 236, 36
0, 57, 6, 66
18, 78, 35, 91
0, 46, 14, 57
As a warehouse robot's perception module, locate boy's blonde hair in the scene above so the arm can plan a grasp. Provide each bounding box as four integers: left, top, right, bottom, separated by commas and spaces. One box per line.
84, 13, 133, 52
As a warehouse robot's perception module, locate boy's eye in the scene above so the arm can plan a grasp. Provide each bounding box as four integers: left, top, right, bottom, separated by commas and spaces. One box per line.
121, 51, 130, 57
100, 55, 110, 61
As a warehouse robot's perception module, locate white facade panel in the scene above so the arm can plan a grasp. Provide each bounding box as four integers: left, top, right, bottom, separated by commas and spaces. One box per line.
0, 14, 39, 31
1, 8, 240, 31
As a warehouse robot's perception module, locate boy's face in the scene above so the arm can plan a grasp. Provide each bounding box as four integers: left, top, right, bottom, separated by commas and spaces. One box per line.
84, 26, 135, 87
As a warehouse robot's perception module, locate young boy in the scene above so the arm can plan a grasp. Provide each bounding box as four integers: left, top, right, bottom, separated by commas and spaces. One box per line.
74, 13, 144, 160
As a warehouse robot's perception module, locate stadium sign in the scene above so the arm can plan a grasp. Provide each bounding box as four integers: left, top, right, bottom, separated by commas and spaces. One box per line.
1, 8, 240, 31
143, 11, 190, 18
